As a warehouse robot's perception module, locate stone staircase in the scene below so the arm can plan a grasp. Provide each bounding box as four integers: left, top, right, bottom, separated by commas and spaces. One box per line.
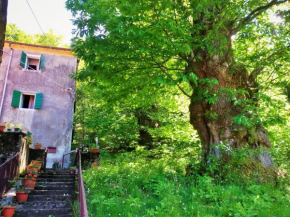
14, 169, 75, 217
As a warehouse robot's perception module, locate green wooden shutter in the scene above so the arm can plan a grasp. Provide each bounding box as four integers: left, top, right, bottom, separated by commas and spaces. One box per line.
20, 51, 27, 68
34, 93, 43, 109
11, 90, 21, 107
39, 54, 44, 70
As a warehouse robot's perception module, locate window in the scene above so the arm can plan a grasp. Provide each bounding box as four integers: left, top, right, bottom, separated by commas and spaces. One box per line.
11, 90, 43, 109
20, 51, 44, 71
27, 57, 39, 70
21, 94, 35, 109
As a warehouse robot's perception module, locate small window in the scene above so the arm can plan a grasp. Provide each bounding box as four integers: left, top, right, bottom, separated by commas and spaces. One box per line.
11, 90, 43, 109
20, 51, 44, 70
27, 58, 39, 70
21, 94, 35, 109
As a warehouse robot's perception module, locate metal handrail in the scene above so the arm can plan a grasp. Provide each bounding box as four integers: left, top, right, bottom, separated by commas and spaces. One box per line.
77, 149, 89, 217
0, 152, 20, 196
42, 148, 48, 171
62, 150, 77, 169
61, 147, 89, 216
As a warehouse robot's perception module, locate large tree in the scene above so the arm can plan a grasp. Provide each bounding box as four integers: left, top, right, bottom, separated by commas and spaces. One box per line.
0, 0, 8, 63
66, 0, 289, 168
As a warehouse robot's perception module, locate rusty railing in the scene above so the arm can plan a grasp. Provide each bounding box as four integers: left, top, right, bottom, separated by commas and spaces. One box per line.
0, 153, 20, 196
42, 148, 48, 171
62, 147, 88, 216
62, 149, 76, 169
77, 149, 89, 217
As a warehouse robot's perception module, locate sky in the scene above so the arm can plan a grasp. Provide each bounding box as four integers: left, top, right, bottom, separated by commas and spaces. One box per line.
6, 0, 285, 46
7, 0, 74, 45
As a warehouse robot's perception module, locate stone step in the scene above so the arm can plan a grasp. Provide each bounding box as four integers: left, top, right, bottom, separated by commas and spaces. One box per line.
40, 172, 74, 175
14, 208, 73, 217
39, 175, 75, 179
16, 215, 73, 217
27, 194, 74, 202
16, 201, 72, 209
13, 169, 76, 217
34, 185, 75, 190
36, 181, 75, 185
30, 189, 73, 195
37, 178, 75, 182
43, 169, 74, 175
45, 168, 71, 172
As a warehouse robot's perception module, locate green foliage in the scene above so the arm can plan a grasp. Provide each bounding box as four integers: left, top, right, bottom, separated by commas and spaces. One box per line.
83, 149, 290, 217
67, 0, 289, 147
232, 115, 252, 127
205, 111, 218, 121
68, 0, 290, 187
73, 80, 197, 149
67, 2, 290, 215
5, 23, 68, 47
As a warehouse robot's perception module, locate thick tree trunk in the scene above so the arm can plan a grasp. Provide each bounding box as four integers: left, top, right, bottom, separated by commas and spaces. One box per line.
135, 107, 160, 149
187, 44, 274, 169
0, 0, 8, 64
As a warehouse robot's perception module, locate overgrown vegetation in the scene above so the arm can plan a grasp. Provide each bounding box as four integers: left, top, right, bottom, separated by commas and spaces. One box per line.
67, 0, 290, 168
77, 66, 290, 215
65, 1, 290, 216
84, 147, 290, 217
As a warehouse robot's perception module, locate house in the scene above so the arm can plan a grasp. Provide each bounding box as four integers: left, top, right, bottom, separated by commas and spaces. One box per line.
0, 41, 77, 168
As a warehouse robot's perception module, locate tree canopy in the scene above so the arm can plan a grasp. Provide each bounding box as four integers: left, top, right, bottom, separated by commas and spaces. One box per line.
5, 23, 68, 47
67, 0, 290, 172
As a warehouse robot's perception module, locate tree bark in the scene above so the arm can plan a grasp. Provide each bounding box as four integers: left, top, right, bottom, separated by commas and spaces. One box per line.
135, 107, 160, 149
187, 38, 274, 168
0, 0, 8, 64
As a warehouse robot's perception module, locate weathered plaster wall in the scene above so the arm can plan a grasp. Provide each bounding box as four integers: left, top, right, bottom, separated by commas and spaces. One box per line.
0, 44, 77, 168
0, 132, 29, 172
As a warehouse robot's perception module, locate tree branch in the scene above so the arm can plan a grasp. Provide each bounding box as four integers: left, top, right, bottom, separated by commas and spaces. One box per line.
249, 48, 287, 84
159, 67, 192, 98
231, 0, 289, 35
249, 66, 265, 85
147, 51, 192, 98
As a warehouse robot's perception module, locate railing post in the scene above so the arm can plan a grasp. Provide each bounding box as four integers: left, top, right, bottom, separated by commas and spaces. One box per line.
42, 148, 48, 171
73, 148, 78, 167
62, 153, 65, 169
78, 149, 89, 217
61, 146, 89, 216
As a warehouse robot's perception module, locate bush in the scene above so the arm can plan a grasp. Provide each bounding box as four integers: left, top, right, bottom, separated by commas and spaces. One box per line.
83, 149, 290, 217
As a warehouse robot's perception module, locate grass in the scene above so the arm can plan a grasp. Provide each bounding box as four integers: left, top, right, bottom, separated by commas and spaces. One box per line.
83, 147, 290, 217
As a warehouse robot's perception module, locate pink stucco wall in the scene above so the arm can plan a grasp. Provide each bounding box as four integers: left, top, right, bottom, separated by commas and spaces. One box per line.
0, 43, 77, 167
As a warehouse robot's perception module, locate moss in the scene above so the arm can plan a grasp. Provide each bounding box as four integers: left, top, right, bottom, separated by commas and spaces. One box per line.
222, 157, 277, 183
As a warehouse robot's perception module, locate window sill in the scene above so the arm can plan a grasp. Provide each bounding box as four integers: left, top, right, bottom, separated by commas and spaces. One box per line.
19, 108, 35, 110
22, 69, 42, 73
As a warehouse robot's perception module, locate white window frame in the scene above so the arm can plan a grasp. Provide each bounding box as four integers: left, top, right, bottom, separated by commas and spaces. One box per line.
20, 92, 36, 110
25, 54, 41, 71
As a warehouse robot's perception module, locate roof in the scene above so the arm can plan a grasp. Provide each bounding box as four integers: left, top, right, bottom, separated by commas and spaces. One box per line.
4, 41, 74, 57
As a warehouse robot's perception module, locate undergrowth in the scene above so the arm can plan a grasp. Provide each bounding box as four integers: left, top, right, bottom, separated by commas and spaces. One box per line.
83, 147, 290, 217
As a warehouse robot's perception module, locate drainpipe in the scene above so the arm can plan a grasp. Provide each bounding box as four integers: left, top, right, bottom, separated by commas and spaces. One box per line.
0, 47, 13, 118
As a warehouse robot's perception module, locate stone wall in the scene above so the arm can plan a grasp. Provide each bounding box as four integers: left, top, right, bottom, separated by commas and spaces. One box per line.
0, 132, 29, 196
0, 132, 25, 164
0, 132, 29, 172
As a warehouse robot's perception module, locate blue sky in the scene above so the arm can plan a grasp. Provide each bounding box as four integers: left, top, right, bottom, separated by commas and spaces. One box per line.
7, 0, 74, 44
